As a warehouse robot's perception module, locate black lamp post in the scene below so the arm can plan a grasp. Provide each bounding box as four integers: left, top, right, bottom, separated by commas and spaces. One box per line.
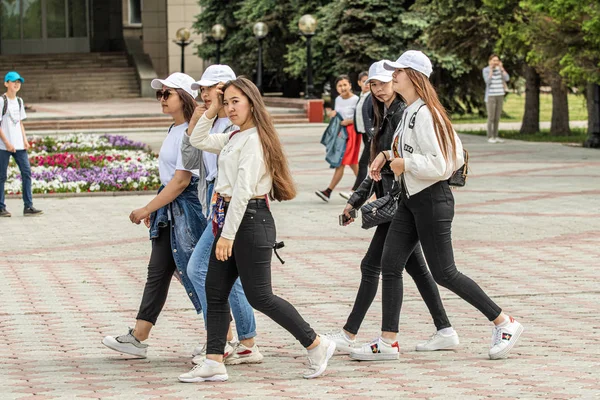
174, 27, 193, 73
584, 83, 600, 148
211, 24, 226, 64
299, 14, 317, 99
253, 22, 269, 94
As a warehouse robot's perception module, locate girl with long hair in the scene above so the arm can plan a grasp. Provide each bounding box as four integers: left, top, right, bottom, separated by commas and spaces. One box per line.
326, 61, 459, 358
179, 77, 335, 382
102, 73, 206, 358
315, 75, 360, 202
182, 65, 262, 366
357, 51, 524, 361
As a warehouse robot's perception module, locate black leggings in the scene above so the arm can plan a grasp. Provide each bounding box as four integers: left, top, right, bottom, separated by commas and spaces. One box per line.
381, 181, 502, 332
137, 224, 176, 325
205, 202, 317, 355
352, 136, 371, 191
344, 221, 451, 335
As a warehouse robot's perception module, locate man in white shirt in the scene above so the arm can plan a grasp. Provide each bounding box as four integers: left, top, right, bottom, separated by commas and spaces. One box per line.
0, 71, 43, 217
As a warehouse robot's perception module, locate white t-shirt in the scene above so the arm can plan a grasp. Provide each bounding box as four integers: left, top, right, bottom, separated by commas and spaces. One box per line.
0, 96, 27, 151
335, 94, 359, 120
354, 91, 370, 133
159, 122, 199, 186
203, 117, 233, 183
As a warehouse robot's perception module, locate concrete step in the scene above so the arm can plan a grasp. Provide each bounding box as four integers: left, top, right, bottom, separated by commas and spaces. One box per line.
1, 52, 140, 101
23, 114, 310, 130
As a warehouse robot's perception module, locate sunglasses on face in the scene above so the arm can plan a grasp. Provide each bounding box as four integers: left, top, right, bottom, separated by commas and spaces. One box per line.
156, 89, 175, 101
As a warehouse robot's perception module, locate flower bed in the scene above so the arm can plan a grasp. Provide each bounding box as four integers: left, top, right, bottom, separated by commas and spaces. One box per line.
5, 134, 160, 194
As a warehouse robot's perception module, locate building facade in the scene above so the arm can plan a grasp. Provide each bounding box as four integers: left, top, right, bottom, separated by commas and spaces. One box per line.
0, 0, 205, 80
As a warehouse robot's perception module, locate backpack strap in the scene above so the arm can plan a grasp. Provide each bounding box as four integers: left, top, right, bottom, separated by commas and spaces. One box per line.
17, 97, 23, 113
1, 94, 7, 119
167, 123, 175, 134
408, 104, 427, 129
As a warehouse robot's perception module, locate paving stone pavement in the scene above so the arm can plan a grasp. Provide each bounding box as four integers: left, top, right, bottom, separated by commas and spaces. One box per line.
1, 125, 600, 399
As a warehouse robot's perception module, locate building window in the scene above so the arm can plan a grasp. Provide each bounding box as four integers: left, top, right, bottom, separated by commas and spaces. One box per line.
129, 0, 141, 25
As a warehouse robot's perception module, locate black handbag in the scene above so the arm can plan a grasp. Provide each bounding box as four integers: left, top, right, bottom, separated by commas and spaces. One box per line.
360, 181, 401, 230
448, 149, 469, 187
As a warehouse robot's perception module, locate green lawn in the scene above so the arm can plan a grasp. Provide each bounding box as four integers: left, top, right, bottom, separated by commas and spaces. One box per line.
462, 127, 588, 143
453, 93, 588, 124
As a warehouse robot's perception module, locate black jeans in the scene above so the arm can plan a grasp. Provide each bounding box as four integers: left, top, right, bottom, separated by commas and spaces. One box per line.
137, 224, 176, 325
381, 181, 502, 332
352, 135, 371, 191
344, 221, 451, 335
205, 202, 317, 355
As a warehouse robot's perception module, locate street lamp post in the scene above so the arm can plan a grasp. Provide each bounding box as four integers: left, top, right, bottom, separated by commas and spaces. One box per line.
299, 14, 317, 99
174, 27, 193, 73
211, 24, 227, 64
253, 22, 269, 94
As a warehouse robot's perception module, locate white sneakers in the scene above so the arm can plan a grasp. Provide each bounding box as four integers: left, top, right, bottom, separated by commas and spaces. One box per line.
415, 330, 460, 351
350, 337, 400, 361
324, 330, 356, 354
224, 343, 264, 365
488, 137, 505, 143
179, 360, 229, 382
303, 336, 336, 379
192, 340, 236, 365
489, 316, 524, 360
102, 328, 148, 358
339, 191, 352, 200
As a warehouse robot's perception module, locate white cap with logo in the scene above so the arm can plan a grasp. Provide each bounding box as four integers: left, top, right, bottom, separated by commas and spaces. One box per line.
192, 64, 236, 89
384, 50, 433, 78
365, 60, 394, 84
151, 72, 198, 99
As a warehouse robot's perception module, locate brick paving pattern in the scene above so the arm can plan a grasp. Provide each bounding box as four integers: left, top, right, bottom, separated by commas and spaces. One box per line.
1, 126, 599, 399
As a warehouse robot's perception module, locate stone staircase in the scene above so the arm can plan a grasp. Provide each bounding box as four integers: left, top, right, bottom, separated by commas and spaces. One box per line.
0, 52, 140, 101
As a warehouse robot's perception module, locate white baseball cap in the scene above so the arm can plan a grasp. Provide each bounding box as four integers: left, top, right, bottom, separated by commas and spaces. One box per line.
365, 60, 393, 84
151, 72, 198, 99
191, 64, 236, 89
384, 50, 433, 78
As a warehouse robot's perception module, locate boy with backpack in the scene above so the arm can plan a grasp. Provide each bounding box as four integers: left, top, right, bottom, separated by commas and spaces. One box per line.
0, 71, 42, 217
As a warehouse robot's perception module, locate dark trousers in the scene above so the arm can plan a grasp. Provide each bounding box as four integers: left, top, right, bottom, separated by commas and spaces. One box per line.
206, 202, 317, 355
352, 136, 371, 191
136, 224, 177, 325
344, 221, 451, 335
0, 149, 33, 209
381, 181, 502, 332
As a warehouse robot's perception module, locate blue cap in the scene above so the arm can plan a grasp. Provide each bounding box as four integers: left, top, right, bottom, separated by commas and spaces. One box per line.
4, 71, 24, 83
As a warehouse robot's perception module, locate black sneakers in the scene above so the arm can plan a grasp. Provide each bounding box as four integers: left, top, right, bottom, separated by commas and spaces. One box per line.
23, 206, 43, 216
0, 208, 11, 217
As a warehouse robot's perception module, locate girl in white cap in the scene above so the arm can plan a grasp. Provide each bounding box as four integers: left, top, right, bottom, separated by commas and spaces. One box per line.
326, 60, 459, 357
179, 77, 335, 382
362, 51, 524, 361
102, 73, 206, 359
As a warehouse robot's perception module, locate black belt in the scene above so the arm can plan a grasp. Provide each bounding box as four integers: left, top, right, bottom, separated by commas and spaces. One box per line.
223, 198, 268, 208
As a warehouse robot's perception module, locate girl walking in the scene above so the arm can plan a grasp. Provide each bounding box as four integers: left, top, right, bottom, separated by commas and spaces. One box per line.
181, 65, 262, 366
102, 73, 205, 358
327, 61, 459, 356
179, 78, 335, 382
358, 51, 523, 361
316, 75, 360, 202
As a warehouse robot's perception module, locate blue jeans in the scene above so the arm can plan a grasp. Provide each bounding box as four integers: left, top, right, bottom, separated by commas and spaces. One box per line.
0, 149, 33, 209
187, 182, 257, 340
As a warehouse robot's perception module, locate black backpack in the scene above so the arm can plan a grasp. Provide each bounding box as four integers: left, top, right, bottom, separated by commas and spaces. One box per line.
1, 94, 23, 119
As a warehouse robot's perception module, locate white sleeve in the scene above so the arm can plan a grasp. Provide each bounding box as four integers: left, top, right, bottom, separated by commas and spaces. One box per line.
221, 136, 265, 240
403, 112, 449, 180
189, 112, 231, 154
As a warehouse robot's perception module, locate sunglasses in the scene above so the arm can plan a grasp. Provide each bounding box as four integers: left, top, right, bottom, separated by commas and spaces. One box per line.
156, 89, 175, 101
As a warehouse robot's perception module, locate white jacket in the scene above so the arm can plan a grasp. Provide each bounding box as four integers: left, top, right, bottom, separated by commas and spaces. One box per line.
389, 98, 464, 197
